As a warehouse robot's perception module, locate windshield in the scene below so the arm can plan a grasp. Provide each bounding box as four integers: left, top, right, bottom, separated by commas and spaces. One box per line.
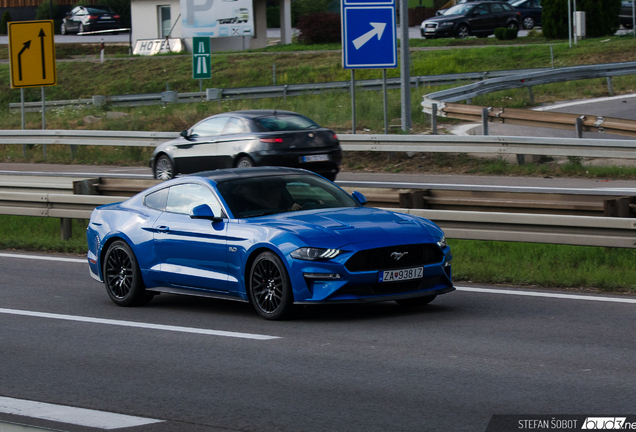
442, 4, 474, 15
255, 114, 320, 131
217, 175, 359, 218
510, 0, 526, 6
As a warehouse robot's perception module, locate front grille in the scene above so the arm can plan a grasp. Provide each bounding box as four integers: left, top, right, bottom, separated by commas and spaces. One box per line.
425, 23, 437, 29
335, 276, 446, 297
345, 243, 443, 272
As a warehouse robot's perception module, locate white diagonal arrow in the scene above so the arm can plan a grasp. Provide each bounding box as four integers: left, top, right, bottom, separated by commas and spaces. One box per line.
352, 22, 387, 50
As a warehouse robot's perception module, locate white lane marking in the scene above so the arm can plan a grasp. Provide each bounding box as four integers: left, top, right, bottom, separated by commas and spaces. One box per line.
456, 286, 636, 304
0, 170, 152, 178
0, 253, 85, 264
0, 396, 162, 430
532, 92, 636, 111
0, 308, 281, 340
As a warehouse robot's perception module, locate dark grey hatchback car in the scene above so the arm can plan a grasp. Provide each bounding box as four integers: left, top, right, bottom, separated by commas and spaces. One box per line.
421, 1, 520, 38
150, 110, 342, 181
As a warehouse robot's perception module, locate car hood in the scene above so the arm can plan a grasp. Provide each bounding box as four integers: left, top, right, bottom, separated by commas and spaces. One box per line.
251, 207, 443, 249
422, 15, 459, 24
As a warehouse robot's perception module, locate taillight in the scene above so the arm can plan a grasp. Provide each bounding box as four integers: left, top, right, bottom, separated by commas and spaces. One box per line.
333, 133, 338, 140
114, 14, 120, 19
88, 14, 98, 19
260, 138, 283, 143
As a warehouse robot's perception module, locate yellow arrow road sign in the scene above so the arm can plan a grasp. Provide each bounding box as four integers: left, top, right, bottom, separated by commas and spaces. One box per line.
8, 20, 57, 88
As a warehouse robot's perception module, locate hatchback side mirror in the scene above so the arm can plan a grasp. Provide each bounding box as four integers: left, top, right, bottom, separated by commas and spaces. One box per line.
351, 191, 367, 206
180, 130, 190, 138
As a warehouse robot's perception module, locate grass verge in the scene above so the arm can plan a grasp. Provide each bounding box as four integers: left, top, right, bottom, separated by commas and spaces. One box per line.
2, 215, 634, 293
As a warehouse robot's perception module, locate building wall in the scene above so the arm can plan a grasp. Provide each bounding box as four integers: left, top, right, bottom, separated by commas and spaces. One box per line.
131, 0, 268, 53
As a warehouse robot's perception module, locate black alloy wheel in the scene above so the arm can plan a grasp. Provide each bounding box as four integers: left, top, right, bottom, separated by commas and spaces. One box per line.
523, 16, 535, 29
103, 241, 153, 306
248, 251, 295, 320
508, 22, 518, 30
236, 156, 254, 168
395, 295, 437, 307
154, 155, 174, 180
455, 24, 469, 39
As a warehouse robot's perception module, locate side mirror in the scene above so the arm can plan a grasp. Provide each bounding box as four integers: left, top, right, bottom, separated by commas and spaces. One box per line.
435, 10, 443, 15
180, 130, 190, 138
351, 191, 367, 206
190, 204, 222, 221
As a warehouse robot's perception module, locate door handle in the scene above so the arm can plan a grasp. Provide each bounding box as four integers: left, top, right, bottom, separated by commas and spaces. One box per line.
156, 226, 170, 232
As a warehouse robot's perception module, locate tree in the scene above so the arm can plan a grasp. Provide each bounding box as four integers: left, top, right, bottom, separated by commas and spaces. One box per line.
0, 10, 11, 35
542, 0, 621, 39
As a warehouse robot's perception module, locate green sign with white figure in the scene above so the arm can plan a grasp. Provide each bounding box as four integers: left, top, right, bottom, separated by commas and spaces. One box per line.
192, 37, 211, 79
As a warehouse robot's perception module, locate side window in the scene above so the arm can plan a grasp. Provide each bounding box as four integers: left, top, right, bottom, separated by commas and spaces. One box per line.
144, 188, 169, 211
501, 3, 513, 10
190, 117, 229, 137
475, 4, 490, 14
490, 3, 504, 12
166, 183, 224, 217
223, 118, 247, 134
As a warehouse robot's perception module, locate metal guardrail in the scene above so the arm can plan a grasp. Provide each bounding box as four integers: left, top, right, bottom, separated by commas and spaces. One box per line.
8, 68, 550, 112
2, 130, 636, 160
422, 61, 636, 105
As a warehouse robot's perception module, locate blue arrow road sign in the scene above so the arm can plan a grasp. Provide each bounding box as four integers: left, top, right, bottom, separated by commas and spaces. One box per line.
342, 2, 397, 69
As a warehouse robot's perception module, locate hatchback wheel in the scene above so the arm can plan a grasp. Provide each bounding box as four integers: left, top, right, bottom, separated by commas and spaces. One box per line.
236, 156, 254, 169
154, 155, 174, 180
60, 23, 66, 35
103, 241, 153, 307
508, 22, 518, 30
523, 16, 535, 30
248, 252, 295, 320
455, 24, 469, 39
79, 23, 85, 33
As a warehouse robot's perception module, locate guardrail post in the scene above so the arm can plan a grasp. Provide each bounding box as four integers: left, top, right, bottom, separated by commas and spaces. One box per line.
61, 218, 72, 241
481, 108, 489, 135
283, 85, 288, 101
606, 77, 614, 96
528, 86, 535, 105
575, 117, 584, 138
431, 103, 438, 135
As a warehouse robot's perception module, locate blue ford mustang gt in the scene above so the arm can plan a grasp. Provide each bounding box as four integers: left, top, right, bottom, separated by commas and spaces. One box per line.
87, 167, 454, 320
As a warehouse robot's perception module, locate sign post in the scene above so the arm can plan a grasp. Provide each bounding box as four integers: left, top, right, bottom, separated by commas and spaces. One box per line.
192, 36, 212, 84
341, 0, 397, 134
8, 19, 57, 156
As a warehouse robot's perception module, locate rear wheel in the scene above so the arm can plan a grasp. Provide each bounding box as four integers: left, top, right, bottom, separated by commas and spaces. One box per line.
236, 156, 254, 168
60, 23, 67, 35
154, 155, 174, 180
79, 23, 85, 33
395, 295, 437, 307
455, 24, 469, 39
508, 22, 519, 30
523, 16, 535, 30
103, 241, 154, 307
248, 251, 295, 320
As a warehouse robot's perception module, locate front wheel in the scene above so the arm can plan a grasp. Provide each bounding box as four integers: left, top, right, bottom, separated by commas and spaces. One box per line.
248, 251, 295, 320
455, 24, 469, 39
154, 155, 174, 180
395, 295, 437, 307
60, 23, 67, 35
235, 156, 254, 168
507, 22, 519, 30
103, 240, 154, 307
78, 23, 85, 33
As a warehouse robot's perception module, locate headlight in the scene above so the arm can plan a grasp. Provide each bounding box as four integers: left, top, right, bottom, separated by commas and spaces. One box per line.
291, 247, 341, 260
437, 236, 447, 248
439, 21, 453, 27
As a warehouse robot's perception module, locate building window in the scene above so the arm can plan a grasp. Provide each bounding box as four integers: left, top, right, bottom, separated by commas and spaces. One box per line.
159, 6, 171, 38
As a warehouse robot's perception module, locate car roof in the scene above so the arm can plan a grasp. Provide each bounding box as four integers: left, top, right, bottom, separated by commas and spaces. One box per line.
212, 110, 303, 119
190, 167, 314, 184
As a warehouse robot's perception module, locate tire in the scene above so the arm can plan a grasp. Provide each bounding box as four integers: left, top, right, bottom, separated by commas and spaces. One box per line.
236, 156, 254, 169
154, 155, 174, 180
103, 240, 154, 307
508, 22, 518, 30
523, 16, 535, 30
248, 251, 295, 320
455, 24, 469, 39
60, 23, 66, 35
79, 23, 85, 34
395, 295, 437, 307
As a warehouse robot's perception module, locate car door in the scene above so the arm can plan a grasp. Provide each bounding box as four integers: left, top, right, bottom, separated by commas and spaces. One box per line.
152, 182, 230, 293
468, 4, 494, 34
68, 7, 81, 32
213, 117, 253, 168
489, 2, 507, 28
172, 116, 230, 174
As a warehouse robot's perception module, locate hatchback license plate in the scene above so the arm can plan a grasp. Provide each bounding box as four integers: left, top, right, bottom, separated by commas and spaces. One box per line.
379, 266, 423, 282
302, 154, 329, 163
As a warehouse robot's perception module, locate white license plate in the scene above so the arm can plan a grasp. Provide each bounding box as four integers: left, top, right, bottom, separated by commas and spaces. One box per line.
302, 154, 329, 163
425, 28, 435, 33
101, 16, 111, 19
379, 266, 423, 282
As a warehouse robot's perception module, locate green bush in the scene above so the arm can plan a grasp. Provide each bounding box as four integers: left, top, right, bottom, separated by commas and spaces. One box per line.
0, 10, 11, 35
267, 6, 280, 28
494, 27, 518, 40
35, 0, 59, 20
494, 27, 505, 39
542, 0, 621, 38
296, 12, 341, 44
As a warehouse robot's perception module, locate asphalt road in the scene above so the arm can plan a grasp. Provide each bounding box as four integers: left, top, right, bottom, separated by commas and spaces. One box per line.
1, 252, 635, 432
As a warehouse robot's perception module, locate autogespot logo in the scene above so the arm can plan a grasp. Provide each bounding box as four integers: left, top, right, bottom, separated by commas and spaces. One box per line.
582, 418, 630, 429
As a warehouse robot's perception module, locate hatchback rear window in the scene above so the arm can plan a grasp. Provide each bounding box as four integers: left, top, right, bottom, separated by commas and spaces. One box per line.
255, 114, 319, 131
